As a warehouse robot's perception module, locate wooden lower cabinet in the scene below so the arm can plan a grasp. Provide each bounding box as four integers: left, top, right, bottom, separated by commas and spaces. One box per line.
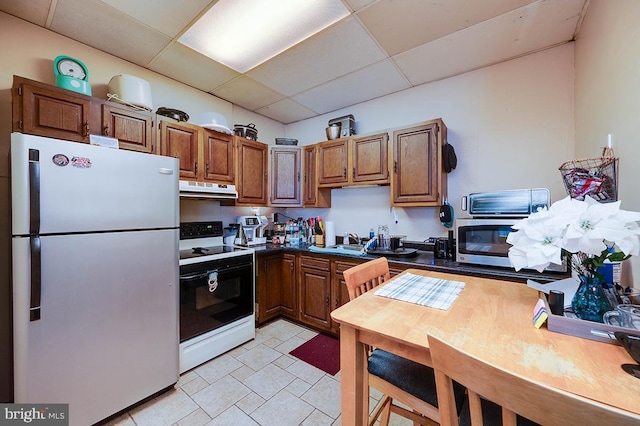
331, 259, 362, 334
256, 251, 410, 334
299, 256, 333, 332
256, 253, 297, 324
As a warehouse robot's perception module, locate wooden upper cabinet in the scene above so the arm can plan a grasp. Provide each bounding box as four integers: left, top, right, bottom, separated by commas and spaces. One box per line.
203, 129, 234, 183
101, 102, 154, 153
352, 132, 389, 183
303, 145, 331, 207
236, 137, 268, 205
13, 77, 91, 143
317, 133, 390, 187
391, 118, 447, 206
12, 76, 155, 153
270, 146, 301, 207
158, 120, 199, 180
318, 139, 349, 186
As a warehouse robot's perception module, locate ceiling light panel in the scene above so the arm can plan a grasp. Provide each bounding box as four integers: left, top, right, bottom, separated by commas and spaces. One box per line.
178, 0, 350, 73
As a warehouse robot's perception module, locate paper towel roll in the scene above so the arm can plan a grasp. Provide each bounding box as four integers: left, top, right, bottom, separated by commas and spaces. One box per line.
325, 221, 336, 246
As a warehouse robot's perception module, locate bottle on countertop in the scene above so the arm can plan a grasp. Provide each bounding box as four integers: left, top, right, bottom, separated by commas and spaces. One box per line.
369, 228, 375, 239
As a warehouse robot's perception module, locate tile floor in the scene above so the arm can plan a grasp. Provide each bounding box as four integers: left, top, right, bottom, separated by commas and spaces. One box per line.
103, 319, 413, 426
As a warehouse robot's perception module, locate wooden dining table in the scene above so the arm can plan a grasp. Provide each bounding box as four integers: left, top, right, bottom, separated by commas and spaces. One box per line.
330, 268, 640, 425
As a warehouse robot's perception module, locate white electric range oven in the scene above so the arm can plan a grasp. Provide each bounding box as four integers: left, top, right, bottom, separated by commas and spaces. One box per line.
179, 221, 255, 373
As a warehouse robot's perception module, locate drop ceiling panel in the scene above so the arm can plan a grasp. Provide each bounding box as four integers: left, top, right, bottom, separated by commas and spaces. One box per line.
99, 0, 212, 38
247, 17, 387, 96
149, 43, 239, 92
293, 60, 409, 114
256, 98, 318, 124
394, 0, 584, 86
212, 76, 287, 112
0, 0, 50, 26
50, 0, 170, 65
357, 0, 537, 56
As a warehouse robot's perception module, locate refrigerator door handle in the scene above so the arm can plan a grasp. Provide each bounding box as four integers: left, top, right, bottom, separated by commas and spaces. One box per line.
28, 149, 40, 234
29, 236, 42, 321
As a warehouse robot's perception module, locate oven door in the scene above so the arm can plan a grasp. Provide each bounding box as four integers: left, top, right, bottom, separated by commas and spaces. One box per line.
179, 253, 254, 342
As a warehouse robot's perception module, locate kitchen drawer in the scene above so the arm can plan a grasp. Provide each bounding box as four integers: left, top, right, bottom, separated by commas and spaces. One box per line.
300, 255, 330, 270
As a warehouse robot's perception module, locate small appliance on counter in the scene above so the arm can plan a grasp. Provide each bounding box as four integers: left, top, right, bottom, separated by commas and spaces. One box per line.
236, 215, 268, 245
456, 188, 566, 272
328, 114, 355, 137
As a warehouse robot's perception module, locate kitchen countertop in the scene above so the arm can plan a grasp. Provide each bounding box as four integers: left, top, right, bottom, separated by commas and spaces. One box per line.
251, 242, 569, 284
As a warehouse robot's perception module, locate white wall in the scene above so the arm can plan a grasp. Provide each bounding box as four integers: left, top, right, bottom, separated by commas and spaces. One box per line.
574, 0, 640, 283
278, 44, 575, 242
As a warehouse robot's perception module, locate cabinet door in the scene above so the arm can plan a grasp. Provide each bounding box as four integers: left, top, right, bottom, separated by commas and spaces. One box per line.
303, 146, 317, 206
203, 129, 234, 183
17, 82, 91, 143
352, 133, 389, 183
331, 259, 362, 333
318, 139, 349, 186
280, 253, 297, 318
101, 103, 154, 153
303, 145, 331, 207
236, 137, 268, 205
392, 120, 445, 206
257, 254, 284, 324
159, 120, 200, 179
270, 147, 301, 206
299, 256, 332, 331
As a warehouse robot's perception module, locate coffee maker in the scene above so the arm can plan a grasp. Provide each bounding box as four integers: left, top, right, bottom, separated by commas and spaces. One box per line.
236, 216, 268, 245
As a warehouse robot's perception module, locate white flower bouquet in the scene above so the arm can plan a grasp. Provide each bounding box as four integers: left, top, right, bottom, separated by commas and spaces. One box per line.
506, 196, 640, 277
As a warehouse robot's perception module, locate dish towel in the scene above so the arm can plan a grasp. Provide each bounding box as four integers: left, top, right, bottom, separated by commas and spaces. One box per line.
375, 272, 465, 310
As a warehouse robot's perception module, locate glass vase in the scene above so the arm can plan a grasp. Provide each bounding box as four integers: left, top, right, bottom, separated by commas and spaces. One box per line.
571, 274, 612, 323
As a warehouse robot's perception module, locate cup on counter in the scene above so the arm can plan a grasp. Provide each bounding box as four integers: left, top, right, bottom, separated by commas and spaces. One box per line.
603, 304, 640, 329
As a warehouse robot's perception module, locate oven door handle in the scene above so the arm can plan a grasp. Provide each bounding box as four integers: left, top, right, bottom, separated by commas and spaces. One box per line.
179, 270, 217, 281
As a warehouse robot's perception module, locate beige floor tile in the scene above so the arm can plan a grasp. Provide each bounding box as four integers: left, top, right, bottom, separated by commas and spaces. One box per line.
236, 391, 266, 415
249, 389, 315, 426
260, 336, 282, 347
301, 375, 341, 419
244, 363, 296, 399
128, 388, 199, 426
259, 319, 309, 341
236, 344, 283, 370
272, 353, 297, 369
191, 375, 251, 419
176, 408, 211, 426
230, 364, 257, 382
274, 335, 307, 354
207, 405, 259, 425
195, 353, 244, 384
297, 329, 319, 340
303, 408, 335, 425
180, 375, 209, 396
286, 359, 325, 385
286, 377, 313, 397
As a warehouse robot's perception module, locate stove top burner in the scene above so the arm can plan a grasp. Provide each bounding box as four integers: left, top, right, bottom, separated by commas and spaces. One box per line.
179, 245, 247, 261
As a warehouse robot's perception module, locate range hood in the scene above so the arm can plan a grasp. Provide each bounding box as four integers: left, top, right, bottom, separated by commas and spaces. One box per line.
179, 180, 238, 199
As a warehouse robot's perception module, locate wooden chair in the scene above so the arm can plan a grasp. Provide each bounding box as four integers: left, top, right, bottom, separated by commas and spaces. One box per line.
342, 258, 465, 426
428, 334, 638, 426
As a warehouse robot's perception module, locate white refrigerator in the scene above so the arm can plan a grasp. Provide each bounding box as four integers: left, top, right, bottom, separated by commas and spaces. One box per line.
11, 133, 180, 426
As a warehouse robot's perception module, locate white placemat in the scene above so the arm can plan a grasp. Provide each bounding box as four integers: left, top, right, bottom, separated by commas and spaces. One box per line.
375, 272, 465, 310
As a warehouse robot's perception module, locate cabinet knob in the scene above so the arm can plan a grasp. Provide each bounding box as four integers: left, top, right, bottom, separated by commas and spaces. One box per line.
103, 125, 109, 136
83, 122, 90, 138
194, 161, 198, 173
343, 167, 346, 178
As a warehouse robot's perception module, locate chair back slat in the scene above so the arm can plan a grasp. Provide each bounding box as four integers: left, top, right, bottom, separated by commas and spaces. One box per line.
342, 257, 390, 301
428, 335, 639, 426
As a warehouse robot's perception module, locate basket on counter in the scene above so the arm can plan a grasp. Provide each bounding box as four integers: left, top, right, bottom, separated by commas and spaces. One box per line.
559, 147, 618, 202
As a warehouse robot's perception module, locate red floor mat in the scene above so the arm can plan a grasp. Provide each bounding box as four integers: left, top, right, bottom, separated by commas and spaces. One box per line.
289, 334, 340, 375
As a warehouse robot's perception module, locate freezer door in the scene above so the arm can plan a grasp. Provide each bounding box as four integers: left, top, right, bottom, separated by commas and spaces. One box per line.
11, 133, 179, 235
12, 229, 179, 426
